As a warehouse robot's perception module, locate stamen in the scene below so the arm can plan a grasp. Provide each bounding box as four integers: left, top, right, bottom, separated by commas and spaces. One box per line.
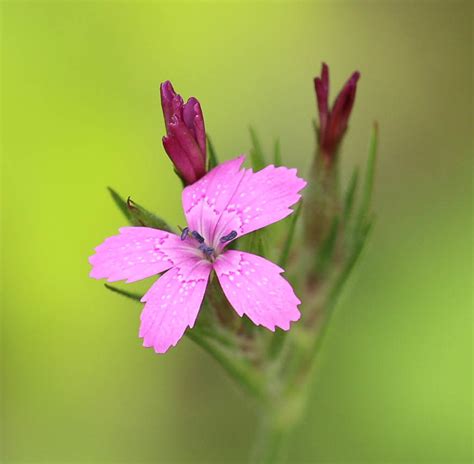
199, 244, 214, 257
220, 230, 238, 243
180, 227, 189, 241
191, 231, 205, 243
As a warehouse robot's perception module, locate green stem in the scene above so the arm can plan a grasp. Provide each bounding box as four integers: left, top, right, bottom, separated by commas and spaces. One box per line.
250, 393, 305, 464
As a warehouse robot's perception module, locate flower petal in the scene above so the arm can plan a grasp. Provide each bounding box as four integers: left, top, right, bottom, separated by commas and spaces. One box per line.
215, 163, 307, 239
89, 227, 196, 283
182, 156, 246, 242
182, 156, 306, 247
214, 250, 301, 331
139, 257, 212, 353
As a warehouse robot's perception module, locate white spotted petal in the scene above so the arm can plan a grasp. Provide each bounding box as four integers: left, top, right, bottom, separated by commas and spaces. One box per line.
89, 227, 196, 283
214, 250, 301, 331
139, 258, 212, 353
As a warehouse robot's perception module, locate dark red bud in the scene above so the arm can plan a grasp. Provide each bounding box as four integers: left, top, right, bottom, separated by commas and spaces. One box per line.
160, 81, 207, 185
313, 64, 360, 165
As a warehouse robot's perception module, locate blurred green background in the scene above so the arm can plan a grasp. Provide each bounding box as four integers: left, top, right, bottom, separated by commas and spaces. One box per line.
1, 1, 471, 463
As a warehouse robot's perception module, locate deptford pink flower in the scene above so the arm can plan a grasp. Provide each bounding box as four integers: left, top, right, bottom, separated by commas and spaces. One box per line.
161, 81, 207, 185
89, 156, 306, 353
314, 63, 360, 165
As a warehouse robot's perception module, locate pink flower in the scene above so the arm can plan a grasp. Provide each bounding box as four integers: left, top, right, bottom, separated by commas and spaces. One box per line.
161, 81, 207, 185
314, 63, 360, 164
89, 157, 306, 353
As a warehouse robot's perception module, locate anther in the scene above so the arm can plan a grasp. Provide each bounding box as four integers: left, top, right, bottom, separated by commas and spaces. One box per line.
199, 244, 214, 257
191, 231, 205, 243
180, 227, 189, 241
220, 230, 238, 243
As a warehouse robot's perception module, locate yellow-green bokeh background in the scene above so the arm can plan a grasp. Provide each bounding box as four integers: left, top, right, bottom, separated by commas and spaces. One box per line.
1, 1, 472, 463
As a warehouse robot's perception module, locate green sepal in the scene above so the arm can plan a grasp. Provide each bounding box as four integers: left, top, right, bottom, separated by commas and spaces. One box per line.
107, 187, 133, 223
207, 135, 219, 170
278, 202, 302, 268
107, 187, 173, 232
127, 197, 173, 231
249, 126, 266, 170
273, 138, 282, 166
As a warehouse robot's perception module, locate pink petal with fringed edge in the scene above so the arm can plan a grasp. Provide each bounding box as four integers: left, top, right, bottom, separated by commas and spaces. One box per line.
89, 227, 197, 283
214, 250, 301, 331
182, 156, 246, 243
139, 257, 212, 353
182, 156, 306, 248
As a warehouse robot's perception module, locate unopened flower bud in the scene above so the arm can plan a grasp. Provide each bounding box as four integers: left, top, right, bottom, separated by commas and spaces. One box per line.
314, 63, 360, 165
160, 81, 207, 185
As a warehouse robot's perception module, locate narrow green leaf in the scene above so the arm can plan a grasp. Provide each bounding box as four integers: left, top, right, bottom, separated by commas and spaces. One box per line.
207, 135, 219, 170
315, 215, 340, 275
329, 218, 374, 305
310, 218, 374, 361
107, 187, 133, 223
343, 167, 359, 223
278, 202, 302, 268
357, 122, 378, 227
273, 138, 282, 166
126, 197, 173, 232
104, 284, 143, 302
249, 126, 266, 170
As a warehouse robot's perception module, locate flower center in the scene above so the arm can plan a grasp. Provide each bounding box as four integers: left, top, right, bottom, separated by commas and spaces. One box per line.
180, 227, 237, 261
